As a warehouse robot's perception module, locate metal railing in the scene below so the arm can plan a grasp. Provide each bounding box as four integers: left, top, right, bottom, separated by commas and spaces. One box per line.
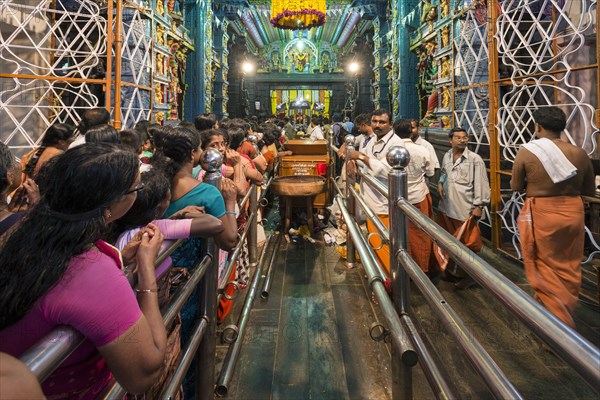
338, 140, 600, 399
19, 238, 187, 383
17, 148, 281, 399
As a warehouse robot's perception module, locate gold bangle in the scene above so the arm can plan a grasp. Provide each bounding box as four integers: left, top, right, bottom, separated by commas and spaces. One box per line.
136, 288, 158, 293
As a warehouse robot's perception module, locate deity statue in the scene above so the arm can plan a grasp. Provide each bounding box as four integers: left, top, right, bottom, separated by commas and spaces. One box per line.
422, 1, 437, 30
440, 0, 450, 18
441, 86, 451, 109
271, 52, 281, 71
156, 53, 164, 75
424, 39, 437, 57
421, 1, 432, 24
167, 0, 175, 14
321, 52, 331, 73
155, 84, 163, 104
156, 25, 165, 46
295, 52, 308, 72
420, 113, 438, 127
441, 115, 451, 128
441, 26, 450, 48
156, 0, 164, 15
155, 112, 165, 123
440, 56, 451, 79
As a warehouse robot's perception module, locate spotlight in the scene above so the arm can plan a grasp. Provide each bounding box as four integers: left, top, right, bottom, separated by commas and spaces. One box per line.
241, 61, 255, 74
348, 62, 360, 73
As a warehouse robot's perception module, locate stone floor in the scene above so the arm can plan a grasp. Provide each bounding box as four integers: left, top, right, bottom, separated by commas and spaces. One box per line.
214, 237, 599, 400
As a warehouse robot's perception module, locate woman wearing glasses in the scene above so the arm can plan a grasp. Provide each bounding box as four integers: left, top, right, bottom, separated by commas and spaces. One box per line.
0, 143, 167, 399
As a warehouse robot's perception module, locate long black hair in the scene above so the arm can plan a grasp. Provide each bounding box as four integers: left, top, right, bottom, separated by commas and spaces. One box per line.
85, 124, 121, 144
152, 126, 199, 182
23, 123, 75, 178
112, 171, 170, 235
0, 143, 139, 328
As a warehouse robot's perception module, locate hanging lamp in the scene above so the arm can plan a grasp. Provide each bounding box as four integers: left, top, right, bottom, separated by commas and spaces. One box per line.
270, 0, 327, 30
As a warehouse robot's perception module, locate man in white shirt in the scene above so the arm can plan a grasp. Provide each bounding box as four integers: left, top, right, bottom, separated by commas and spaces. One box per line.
437, 127, 490, 289
394, 119, 435, 274
69, 108, 111, 149
411, 119, 440, 169
346, 109, 402, 275
308, 115, 324, 140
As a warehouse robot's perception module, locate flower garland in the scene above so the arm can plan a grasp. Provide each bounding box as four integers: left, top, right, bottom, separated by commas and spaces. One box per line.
270, 0, 327, 30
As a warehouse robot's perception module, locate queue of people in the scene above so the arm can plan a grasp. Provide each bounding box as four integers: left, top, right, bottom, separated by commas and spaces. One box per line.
0, 105, 593, 398
0, 109, 296, 399
338, 107, 592, 330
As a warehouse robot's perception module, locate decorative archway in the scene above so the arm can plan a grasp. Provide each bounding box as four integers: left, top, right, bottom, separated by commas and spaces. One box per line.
283, 38, 318, 73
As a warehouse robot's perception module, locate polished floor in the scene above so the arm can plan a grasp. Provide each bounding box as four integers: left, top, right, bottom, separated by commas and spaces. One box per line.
215, 237, 599, 400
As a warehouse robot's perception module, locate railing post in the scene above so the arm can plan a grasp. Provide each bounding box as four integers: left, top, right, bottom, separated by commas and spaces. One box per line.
196, 148, 222, 399
387, 146, 412, 400
330, 129, 337, 178
345, 135, 356, 268
248, 185, 258, 267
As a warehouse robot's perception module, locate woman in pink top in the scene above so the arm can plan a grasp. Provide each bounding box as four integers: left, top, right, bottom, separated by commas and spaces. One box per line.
112, 170, 225, 254
0, 143, 167, 399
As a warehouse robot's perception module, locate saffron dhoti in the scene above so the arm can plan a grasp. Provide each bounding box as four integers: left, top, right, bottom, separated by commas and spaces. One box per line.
517, 196, 583, 328
367, 194, 434, 275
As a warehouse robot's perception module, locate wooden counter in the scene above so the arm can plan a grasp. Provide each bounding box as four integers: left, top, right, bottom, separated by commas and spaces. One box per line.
279, 154, 330, 208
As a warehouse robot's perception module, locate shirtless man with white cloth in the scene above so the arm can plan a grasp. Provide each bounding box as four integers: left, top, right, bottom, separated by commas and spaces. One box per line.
511, 106, 595, 328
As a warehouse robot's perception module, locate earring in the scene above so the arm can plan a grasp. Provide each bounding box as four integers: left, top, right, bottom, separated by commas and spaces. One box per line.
107, 209, 112, 219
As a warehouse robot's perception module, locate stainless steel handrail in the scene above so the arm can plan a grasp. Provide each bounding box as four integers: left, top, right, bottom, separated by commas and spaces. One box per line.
217, 211, 257, 296
400, 315, 455, 400
21, 238, 186, 383
260, 233, 283, 299
161, 255, 213, 328
216, 234, 275, 395
99, 254, 214, 400
397, 249, 521, 399
162, 316, 209, 399
238, 186, 253, 210
348, 185, 390, 243
396, 197, 600, 390
330, 176, 344, 198
357, 168, 388, 196
335, 195, 418, 366
19, 327, 85, 383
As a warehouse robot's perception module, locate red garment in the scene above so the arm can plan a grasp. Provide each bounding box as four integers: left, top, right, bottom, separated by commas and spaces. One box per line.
218, 267, 237, 322
237, 141, 255, 158
435, 212, 483, 275
408, 194, 434, 273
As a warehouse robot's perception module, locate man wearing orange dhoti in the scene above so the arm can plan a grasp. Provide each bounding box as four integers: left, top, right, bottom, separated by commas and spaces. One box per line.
391, 119, 436, 274
346, 109, 401, 275
437, 127, 490, 289
511, 107, 595, 328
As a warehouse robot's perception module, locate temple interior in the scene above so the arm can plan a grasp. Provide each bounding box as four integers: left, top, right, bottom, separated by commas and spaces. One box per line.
0, 1, 599, 399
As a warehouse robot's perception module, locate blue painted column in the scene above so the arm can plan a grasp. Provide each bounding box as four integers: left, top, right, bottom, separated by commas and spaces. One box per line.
184, 0, 211, 120
396, 0, 420, 119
